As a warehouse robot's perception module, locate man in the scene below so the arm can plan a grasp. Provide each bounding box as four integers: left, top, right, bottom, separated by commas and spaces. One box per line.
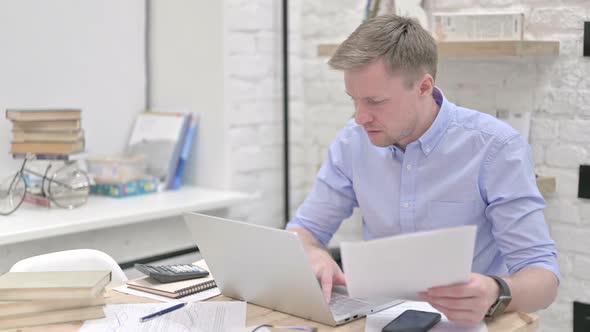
286, 15, 559, 326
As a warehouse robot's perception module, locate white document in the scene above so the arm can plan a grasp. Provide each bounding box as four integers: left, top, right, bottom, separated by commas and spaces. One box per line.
113, 284, 221, 303
365, 301, 487, 332
341, 225, 476, 300
80, 301, 246, 332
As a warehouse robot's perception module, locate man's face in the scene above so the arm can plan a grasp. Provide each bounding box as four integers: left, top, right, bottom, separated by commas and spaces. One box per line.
344, 58, 421, 148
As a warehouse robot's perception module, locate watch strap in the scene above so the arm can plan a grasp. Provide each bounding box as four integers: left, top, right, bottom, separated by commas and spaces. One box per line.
486, 275, 512, 319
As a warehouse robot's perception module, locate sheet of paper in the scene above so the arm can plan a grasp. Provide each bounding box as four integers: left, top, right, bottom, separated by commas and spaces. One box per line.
341, 225, 476, 300
80, 301, 246, 332
113, 284, 221, 303
365, 301, 487, 332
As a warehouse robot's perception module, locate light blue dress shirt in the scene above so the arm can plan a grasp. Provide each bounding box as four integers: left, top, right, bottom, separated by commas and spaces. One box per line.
287, 88, 560, 280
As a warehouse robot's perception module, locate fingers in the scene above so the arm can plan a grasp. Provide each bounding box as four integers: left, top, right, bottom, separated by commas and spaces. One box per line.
427, 283, 476, 298
319, 268, 333, 303
333, 268, 347, 286
420, 275, 495, 327
424, 295, 485, 326
429, 302, 483, 327
420, 293, 476, 311
308, 248, 346, 303
428, 273, 496, 300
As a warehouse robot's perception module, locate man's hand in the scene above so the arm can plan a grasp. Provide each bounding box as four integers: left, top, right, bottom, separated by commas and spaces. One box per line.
419, 273, 500, 326
307, 247, 347, 303
289, 227, 347, 303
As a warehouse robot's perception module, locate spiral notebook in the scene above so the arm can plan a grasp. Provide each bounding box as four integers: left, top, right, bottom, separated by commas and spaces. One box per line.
126, 260, 216, 299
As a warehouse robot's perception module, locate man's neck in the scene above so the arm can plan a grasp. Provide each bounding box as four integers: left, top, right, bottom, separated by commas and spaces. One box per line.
396, 96, 441, 151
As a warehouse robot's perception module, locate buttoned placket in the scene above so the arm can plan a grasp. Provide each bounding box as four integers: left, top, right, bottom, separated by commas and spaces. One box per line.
398, 144, 418, 233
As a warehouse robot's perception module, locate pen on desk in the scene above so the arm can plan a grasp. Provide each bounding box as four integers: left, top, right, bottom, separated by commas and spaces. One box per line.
139, 302, 186, 323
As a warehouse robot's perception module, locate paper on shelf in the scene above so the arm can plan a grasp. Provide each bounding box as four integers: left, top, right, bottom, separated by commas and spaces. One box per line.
80, 301, 246, 332
365, 301, 487, 332
341, 225, 476, 300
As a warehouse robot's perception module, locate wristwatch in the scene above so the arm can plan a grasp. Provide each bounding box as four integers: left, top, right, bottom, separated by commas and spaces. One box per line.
485, 275, 512, 319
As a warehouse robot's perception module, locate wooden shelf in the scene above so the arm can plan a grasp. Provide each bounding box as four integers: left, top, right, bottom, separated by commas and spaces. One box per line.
437, 40, 559, 57
318, 40, 560, 57
0, 187, 252, 246
536, 175, 556, 195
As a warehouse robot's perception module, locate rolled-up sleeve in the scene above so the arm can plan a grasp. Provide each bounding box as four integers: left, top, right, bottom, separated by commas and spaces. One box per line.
286, 132, 358, 248
482, 135, 561, 281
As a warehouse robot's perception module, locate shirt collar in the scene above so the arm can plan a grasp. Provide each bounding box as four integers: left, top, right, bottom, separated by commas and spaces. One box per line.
417, 87, 453, 156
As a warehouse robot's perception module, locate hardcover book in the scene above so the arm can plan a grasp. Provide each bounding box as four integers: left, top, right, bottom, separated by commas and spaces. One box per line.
0, 271, 111, 300
5, 109, 81, 122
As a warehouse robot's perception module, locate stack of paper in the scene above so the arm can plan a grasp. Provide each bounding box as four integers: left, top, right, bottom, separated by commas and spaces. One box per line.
80, 301, 247, 332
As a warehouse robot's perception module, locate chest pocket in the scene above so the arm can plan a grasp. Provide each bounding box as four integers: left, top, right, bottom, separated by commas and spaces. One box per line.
424, 200, 480, 230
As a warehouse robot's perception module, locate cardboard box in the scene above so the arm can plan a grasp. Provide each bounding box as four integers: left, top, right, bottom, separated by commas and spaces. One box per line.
433, 12, 524, 41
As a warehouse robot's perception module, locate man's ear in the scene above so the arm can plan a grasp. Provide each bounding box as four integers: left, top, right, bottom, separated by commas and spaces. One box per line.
418, 74, 435, 97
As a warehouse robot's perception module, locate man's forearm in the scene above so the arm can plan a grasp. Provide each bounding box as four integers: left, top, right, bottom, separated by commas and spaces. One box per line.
290, 227, 324, 251
504, 267, 558, 312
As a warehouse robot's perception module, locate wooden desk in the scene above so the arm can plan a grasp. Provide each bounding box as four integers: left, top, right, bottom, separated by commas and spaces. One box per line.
2, 287, 539, 332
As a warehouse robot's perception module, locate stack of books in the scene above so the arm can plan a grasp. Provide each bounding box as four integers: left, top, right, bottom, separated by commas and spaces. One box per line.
0, 270, 111, 329
126, 260, 217, 299
5, 109, 85, 156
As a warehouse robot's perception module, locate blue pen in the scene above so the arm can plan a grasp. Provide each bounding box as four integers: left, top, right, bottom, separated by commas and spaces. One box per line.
140, 303, 186, 323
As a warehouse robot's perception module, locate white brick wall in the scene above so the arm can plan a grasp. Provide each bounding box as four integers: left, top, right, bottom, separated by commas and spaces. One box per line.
224, 0, 285, 228
298, 1, 590, 331
296, 1, 367, 243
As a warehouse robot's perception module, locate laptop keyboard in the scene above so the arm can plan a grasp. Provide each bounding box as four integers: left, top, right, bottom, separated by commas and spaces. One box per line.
328, 293, 371, 317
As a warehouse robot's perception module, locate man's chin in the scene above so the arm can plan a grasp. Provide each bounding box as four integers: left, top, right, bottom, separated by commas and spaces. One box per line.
368, 138, 392, 148
366, 131, 395, 147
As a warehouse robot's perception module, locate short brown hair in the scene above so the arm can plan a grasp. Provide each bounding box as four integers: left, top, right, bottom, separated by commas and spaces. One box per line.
329, 14, 437, 86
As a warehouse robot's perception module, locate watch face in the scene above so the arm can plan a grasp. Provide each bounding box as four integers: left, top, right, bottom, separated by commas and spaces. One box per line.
488, 295, 511, 318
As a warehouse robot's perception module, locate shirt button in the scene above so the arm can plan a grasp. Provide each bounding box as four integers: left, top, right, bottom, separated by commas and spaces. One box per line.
406, 164, 412, 171
402, 202, 409, 208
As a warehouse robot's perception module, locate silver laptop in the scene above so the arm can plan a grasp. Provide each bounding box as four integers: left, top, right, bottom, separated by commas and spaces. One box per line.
183, 212, 402, 326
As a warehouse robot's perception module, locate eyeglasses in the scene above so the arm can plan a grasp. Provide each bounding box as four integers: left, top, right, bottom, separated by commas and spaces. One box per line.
0, 156, 90, 216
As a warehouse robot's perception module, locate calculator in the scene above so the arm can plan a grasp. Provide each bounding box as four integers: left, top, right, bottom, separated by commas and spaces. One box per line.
134, 263, 210, 283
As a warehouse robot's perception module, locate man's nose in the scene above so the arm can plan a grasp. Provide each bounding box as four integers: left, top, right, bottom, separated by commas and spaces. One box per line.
354, 105, 372, 125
